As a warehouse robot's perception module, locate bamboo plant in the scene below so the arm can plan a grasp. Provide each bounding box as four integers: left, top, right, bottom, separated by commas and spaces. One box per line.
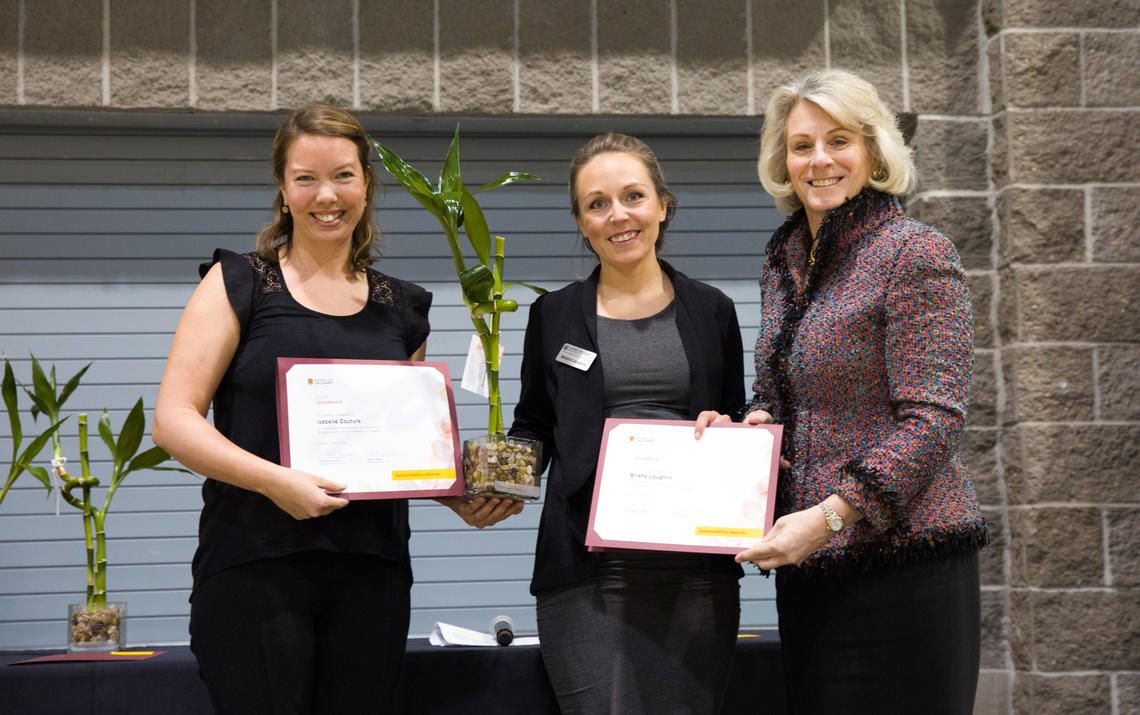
372, 129, 546, 497
2, 355, 186, 620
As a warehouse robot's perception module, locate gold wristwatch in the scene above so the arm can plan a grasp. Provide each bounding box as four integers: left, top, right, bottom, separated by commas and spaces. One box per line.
820, 502, 844, 536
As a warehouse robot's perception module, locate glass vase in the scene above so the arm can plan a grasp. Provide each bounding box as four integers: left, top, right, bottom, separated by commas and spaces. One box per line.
68, 602, 126, 652
462, 434, 542, 500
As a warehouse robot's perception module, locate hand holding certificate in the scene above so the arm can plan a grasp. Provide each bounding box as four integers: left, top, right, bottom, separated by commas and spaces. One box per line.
586, 419, 782, 555
276, 358, 464, 500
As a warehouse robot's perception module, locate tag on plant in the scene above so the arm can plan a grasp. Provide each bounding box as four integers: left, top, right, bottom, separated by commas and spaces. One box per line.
461, 335, 505, 397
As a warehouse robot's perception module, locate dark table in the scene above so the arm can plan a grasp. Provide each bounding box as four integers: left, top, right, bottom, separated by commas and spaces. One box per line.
1, 631, 786, 714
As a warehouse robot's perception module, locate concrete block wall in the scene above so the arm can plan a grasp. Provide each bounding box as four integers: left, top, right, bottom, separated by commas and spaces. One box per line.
983, 1, 1140, 713
2, 2, 1136, 713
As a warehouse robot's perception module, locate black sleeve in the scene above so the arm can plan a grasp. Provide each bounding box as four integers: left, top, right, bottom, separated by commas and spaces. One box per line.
200, 249, 255, 336
400, 280, 433, 355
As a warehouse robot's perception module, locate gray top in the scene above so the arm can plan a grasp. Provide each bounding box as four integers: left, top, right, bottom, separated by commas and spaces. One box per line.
597, 301, 690, 420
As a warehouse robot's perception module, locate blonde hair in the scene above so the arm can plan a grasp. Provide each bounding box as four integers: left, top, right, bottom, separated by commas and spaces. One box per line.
256, 103, 379, 274
758, 69, 915, 215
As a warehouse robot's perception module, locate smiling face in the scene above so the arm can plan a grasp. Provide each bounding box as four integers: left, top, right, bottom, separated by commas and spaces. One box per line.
573, 152, 669, 272
279, 133, 368, 251
785, 99, 873, 234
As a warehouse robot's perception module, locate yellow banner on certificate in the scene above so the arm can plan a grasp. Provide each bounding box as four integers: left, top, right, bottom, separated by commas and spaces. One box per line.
392, 468, 457, 481
695, 526, 765, 538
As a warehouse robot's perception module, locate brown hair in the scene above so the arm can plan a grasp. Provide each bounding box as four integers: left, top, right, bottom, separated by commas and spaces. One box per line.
568, 132, 677, 252
255, 103, 379, 274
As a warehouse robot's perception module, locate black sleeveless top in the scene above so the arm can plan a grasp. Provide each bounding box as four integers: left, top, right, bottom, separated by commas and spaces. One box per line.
190, 249, 432, 591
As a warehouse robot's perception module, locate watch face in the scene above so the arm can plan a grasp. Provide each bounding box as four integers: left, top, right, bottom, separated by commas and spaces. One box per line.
827, 516, 843, 532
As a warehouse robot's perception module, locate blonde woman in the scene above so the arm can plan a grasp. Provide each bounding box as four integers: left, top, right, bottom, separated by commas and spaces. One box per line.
699, 70, 986, 713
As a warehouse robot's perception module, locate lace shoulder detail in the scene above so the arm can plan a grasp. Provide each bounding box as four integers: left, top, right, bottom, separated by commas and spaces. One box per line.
242, 252, 285, 294
367, 268, 396, 306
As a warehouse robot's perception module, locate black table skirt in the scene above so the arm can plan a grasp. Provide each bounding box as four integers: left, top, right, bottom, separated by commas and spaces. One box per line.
1, 631, 786, 714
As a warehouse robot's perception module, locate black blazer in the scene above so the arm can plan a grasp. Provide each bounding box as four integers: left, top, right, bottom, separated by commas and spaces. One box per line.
510, 261, 747, 595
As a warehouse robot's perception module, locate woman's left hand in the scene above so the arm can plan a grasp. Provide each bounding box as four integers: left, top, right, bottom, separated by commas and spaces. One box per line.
734, 505, 832, 569
438, 496, 524, 528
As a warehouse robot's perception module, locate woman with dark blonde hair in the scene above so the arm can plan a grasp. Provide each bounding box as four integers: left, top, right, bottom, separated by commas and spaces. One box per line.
510, 133, 746, 713
698, 69, 986, 713
154, 103, 517, 713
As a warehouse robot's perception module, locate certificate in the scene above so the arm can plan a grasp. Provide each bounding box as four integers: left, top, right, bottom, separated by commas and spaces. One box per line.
276, 358, 464, 500
586, 418, 782, 555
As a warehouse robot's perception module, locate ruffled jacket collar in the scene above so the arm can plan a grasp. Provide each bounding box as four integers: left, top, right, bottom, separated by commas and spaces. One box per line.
767, 187, 903, 301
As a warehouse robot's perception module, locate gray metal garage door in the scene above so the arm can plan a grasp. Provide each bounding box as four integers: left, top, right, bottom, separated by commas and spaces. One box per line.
0, 113, 782, 648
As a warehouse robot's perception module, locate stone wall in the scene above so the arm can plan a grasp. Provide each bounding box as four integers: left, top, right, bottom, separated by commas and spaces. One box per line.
983, 1, 1140, 713
2, 1, 1137, 713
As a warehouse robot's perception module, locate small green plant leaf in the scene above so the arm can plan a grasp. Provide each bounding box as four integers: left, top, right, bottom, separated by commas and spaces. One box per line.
29, 355, 59, 420
460, 184, 492, 266
2, 358, 21, 446
372, 141, 441, 203
439, 127, 462, 195
57, 363, 91, 407
97, 411, 117, 462
503, 281, 550, 296
125, 445, 173, 474
24, 465, 53, 492
460, 264, 496, 304
14, 417, 66, 475
115, 400, 146, 465
477, 172, 543, 192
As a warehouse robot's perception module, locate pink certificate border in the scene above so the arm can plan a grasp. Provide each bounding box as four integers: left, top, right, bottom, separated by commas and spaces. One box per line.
276, 357, 465, 500
585, 417, 783, 555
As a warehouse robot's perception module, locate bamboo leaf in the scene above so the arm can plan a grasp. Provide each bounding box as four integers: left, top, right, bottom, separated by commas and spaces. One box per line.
2, 359, 21, 447
503, 281, 550, 296
477, 171, 544, 192
29, 355, 58, 419
439, 127, 462, 195
147, 464, 197, 475
460, 184, 492, 266
115, 400, 145, 465
460, 264, 495, 304
57, 363, 91, 407
15, 418, 66, 480
125, 446, 173, 474
97, 411, 116, 462
372, 141, 441, 202
24, 465, 53, 492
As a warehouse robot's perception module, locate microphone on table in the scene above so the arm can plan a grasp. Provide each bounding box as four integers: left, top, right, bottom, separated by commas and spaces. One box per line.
491, 615, 514, 646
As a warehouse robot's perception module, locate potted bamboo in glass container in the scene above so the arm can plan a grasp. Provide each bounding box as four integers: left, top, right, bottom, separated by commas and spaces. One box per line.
372, 130, 545, 499
2, 355, 187, 651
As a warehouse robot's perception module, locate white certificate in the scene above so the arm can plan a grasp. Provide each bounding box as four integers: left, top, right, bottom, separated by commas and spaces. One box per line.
276, 358, 464, 500
586, 418, 782, 554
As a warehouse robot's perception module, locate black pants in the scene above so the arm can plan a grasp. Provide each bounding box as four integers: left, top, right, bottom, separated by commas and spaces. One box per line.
776, 550, 981, 715
189, 551, 411, 715
536, 554, 740, 715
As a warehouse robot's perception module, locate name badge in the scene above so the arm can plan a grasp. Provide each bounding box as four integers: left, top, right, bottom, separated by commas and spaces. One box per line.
555, 343, 597, 371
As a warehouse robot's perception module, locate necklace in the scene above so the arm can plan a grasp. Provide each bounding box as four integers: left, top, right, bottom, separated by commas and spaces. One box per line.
807, 239, 819, 268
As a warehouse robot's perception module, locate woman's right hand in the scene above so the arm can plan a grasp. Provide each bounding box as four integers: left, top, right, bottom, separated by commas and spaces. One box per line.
261, 467, 350, 520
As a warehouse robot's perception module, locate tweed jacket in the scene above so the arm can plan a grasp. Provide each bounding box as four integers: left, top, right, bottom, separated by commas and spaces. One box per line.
752, 188, 986, 576
511, 260, 747, 595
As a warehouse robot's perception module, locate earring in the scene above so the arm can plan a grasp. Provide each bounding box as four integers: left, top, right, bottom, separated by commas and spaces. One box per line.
281, 205, 290, 214
871, 166, 886, 181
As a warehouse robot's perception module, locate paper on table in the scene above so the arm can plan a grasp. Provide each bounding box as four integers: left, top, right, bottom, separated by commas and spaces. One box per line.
428, 622, 539, 647
9, 651, 165, 664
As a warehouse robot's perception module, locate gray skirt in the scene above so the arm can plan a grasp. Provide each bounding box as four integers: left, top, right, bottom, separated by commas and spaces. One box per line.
536, 553, 741, 715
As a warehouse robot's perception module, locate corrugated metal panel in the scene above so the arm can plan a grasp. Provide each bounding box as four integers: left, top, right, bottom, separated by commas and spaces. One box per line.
0, 118, 779, 648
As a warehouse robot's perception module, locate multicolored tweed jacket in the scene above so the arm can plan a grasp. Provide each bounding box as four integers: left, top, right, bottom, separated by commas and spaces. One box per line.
750, 188, 987, 576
